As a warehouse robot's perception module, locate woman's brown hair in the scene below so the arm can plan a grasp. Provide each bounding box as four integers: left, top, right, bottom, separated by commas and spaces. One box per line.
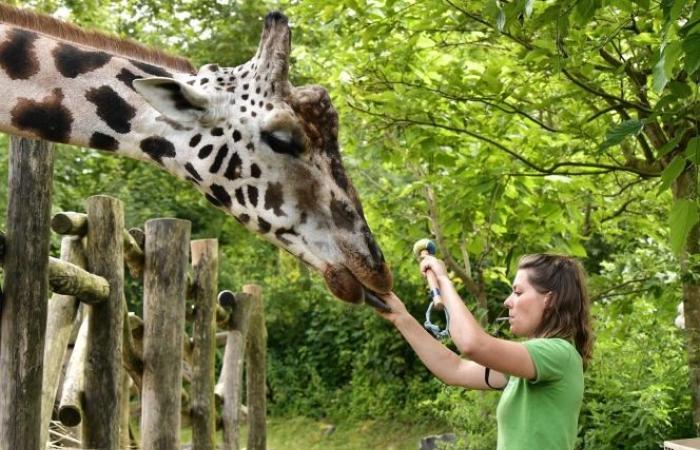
518, 254, 594, 368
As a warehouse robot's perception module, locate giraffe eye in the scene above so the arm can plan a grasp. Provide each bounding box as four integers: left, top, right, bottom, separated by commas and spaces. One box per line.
261, 129, 305, 157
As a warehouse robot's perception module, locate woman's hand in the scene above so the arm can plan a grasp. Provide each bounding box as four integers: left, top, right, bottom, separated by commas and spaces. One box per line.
419, 255, 448, 279
375, 291, 410, 325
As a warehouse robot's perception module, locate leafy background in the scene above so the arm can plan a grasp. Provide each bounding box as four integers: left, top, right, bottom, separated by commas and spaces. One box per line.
2, 0, 699, 449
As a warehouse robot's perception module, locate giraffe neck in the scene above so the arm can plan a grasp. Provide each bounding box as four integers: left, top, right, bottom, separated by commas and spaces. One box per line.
0, 23, 196, 168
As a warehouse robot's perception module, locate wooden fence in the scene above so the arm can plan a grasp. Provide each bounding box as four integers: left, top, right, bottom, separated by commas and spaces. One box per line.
0, 136, 267, 450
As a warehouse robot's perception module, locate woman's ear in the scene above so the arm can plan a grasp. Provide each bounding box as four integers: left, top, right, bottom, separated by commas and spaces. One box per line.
544, 292, 553, 308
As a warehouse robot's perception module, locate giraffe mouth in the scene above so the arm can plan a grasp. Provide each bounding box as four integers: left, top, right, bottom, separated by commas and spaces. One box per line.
323, 264, 392, 311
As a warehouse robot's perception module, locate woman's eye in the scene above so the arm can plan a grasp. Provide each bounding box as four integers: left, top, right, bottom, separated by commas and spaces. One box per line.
261, 130, 304, 157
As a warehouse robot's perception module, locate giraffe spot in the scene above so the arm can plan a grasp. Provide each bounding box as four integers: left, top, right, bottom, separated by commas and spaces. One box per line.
156, 115, 191, 131
185, 162, 202, 182
11, 88, 73, 143
250, 163, 261, 178
212, 127, 224, 136
0, 28, 40, 80
248, 186, 259, 207
205, 194, 221, 207
208, 64, 219, 72
52, 43, 111, 78
330, 153, 349, 192
116, 68, 140, 91
330, 198, 356, 231
363, 226, 385, 266
140, 136, 176, 164
241, 71, 249, 78
246, 142, 255, 151
89, 132, 119, 151
189, 134, 202, 147
242, 94, 249, 100
232, 130, 242, 142
275, 227, 298, 245
235, 188, 246, 206
264, 182, 286, 217
257, 217, 271, 233
129, 59, 172, 77
85, 86, 136, 134
200, 78, 209, 85
209, 144, 229, 173
198, 144, 214, 159
210, 184, 231, 208
223, 151, 242, 180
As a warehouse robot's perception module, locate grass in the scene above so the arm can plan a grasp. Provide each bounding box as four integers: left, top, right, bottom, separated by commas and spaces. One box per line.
180, 416, 449, 450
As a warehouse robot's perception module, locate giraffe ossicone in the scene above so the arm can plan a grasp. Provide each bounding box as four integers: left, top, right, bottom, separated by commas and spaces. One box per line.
0, 6, 393, 305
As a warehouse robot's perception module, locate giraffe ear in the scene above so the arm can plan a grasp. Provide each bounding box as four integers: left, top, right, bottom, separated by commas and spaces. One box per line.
133, 77, 211, 123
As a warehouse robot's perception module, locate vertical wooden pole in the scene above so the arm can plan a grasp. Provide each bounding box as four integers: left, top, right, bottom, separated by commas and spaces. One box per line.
141, 219, 191, 450
39, 236, 86, 450
0, 137, 54, 450
245, 284, 267, 450
190, 239, 218, 450
83, 195, 125, 450
220, 292, 253, 450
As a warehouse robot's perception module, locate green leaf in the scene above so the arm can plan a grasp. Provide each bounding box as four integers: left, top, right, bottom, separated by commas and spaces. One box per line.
659, 156, 687, 192
669, 199, 699, 253
682, 33, 700, 75
653, 42, 683, 93
657, 131, 685, 157
574, 0, 599, 25
684, 137, 700, 164
600, 120, 644, 150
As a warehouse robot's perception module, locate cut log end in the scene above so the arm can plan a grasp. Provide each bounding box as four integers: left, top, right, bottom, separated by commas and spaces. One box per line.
58, 405, 82, 427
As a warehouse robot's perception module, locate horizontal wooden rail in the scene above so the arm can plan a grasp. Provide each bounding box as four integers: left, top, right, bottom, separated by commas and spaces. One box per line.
0, 233, 109, 302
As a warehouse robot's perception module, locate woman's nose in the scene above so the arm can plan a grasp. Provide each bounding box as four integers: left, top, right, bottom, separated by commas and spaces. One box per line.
504, 295, 512, 308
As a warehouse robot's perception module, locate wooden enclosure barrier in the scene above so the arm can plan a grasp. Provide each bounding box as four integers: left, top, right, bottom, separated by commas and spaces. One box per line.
0, 137, 268, 450
0, 137, 54, 450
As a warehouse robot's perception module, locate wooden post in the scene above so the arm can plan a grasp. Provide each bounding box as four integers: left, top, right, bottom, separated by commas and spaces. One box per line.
245, 284, 267, 450
39, 236, 86, 450
83, 195, 125, 450
59, 317, 88, 430
190, 239, 218, 450
141, 219, 191, 450
218, 291, 253, 450
0, 137, 54, 450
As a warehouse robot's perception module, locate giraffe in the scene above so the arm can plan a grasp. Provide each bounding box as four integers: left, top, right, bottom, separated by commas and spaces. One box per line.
0, 5, 393, 306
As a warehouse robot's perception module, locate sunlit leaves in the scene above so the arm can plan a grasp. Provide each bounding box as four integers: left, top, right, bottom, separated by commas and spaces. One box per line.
599, 120, 644, 150
670, 199, 700, 253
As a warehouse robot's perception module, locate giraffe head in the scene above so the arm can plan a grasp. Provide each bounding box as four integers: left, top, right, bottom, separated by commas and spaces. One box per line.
132, 12, 392, 304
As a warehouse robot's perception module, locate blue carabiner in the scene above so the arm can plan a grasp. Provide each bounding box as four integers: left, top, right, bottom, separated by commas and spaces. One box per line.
424, 301, 450, 340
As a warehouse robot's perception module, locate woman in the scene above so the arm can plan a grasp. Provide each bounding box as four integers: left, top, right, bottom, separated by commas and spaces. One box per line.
377, 253, 593, 450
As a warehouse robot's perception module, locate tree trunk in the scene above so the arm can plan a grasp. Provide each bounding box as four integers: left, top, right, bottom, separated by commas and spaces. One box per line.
0, 137, 54, 450
39, 236, 86, 450
674, 164, 700, 430
83, 195, 125, 450
245, 284, 267, 450
140, 218, 191, 450
190, 239, 219, 450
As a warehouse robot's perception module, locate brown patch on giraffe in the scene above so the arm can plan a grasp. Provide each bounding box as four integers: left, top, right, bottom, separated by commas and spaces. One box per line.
52, 43, 111, 78
264, 182, 286, 217
89, 132, 119, 151
330, 198, 356, 232
11, 88, 73, 143
0, 28, 40, 80
85, 85, 136, 134
0, 3, 194, 73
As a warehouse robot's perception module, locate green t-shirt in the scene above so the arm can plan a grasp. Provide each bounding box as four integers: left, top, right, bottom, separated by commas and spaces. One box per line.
496, 338, 584, 450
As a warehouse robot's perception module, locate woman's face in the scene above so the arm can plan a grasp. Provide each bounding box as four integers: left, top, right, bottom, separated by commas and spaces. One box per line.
503, 269, 548, 337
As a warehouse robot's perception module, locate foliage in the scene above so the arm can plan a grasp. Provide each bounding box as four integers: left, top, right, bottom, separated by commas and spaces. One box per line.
2, 0, 699, 446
